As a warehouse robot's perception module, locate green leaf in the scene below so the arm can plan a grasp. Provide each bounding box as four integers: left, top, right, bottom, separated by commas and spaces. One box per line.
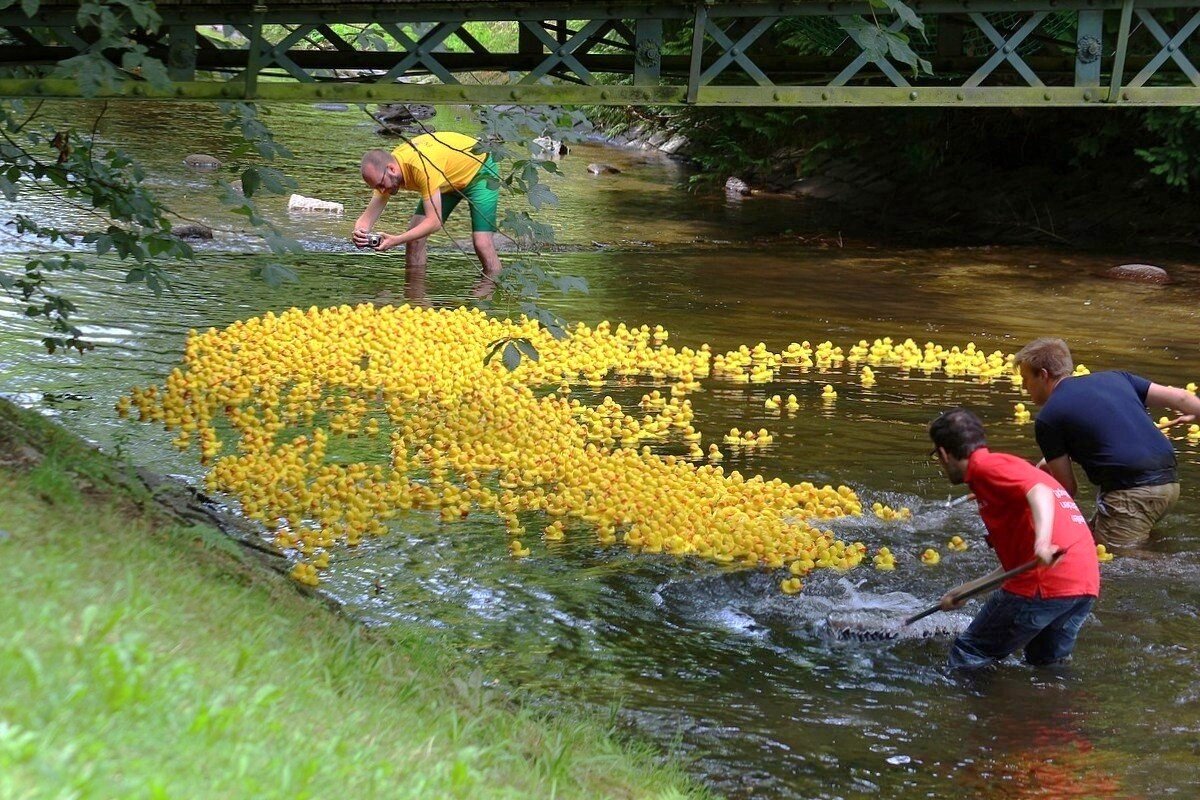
513, 339, 539, 362
20, 0, 39, 17
501, 341, 521, 371
254, 262, 298, 288
240, 167, 261, 197
526, 183, 558, 211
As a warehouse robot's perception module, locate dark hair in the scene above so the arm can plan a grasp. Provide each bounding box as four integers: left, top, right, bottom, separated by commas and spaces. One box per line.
928, 408, 988, 459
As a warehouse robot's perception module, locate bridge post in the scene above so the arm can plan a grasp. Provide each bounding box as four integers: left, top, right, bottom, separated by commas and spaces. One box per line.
634, 18, 663, 85
1075, 10, 1104, 86
1107, 0, 1135, 102
167, 25, 197, 82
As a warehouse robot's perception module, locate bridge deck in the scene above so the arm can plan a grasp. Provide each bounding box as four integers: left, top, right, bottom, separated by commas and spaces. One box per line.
3, 1, 1199, 105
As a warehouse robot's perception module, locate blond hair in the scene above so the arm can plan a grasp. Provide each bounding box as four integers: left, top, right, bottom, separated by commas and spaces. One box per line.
1014, 338, 1074, 379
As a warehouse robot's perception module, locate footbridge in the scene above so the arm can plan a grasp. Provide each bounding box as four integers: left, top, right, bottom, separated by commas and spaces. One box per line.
2, 1, 1199, 105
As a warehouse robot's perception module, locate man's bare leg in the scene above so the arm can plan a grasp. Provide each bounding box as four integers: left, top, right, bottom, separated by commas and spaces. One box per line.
472, 231, 501, 278
405, 214, 428, 270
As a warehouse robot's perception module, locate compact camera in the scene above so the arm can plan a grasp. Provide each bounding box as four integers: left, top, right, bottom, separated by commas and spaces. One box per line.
367, 232, 383, 249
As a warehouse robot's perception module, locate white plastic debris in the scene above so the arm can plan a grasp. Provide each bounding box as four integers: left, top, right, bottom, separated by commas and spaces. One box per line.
287, 194, 344, 214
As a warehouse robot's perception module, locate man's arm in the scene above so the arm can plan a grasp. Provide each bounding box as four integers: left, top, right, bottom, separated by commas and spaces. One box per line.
1040, 455, 1077, 497
377, 190, 445, 251
352, 193, 389, 247
1025, 483, 1059, 565
1146, 382, 1200, 425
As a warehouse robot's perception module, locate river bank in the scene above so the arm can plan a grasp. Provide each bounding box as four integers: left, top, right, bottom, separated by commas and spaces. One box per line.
0, 398, 710, 799
591, 108, 1200, 251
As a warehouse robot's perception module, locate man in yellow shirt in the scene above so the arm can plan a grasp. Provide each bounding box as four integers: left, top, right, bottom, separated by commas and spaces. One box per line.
353, 132, 502, 279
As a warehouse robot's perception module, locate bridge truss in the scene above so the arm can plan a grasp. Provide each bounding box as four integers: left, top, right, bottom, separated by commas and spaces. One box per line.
1, 1, 1199, 105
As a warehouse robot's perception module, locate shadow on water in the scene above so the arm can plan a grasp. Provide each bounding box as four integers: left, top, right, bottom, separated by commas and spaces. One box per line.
2, 101, 1200, 798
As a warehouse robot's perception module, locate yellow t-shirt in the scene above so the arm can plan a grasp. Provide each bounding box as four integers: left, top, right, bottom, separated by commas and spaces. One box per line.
382, 132, 486, 201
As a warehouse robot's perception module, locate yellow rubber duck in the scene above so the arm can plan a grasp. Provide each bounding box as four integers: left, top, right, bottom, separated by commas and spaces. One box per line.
785, 394, 799, 412
947, 535, 969, 552
1096, 544, 1114, 562
764, 394, 781, 411
544, 520, 565, 541
1187, 423, 1200, 441
707, 444, 724, 461
780, 577, 803, 594
1186, 381, 1197, 394
1014, 402, 1031, 424
821, 384, 837, 400
920, 548, 940, 565
860, 366, 875, 386
872, 547, 896, 570
509, 539, 531, 558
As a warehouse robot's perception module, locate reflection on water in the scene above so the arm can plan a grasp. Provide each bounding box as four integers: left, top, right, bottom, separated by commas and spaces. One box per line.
2, 102, 1200, 799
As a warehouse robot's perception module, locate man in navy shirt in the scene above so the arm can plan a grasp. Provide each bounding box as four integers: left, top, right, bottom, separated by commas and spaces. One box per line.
1015, 338, 1200, 548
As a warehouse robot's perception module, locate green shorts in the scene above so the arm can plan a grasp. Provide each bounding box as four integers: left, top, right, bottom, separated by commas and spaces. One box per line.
414, 155, 500, 233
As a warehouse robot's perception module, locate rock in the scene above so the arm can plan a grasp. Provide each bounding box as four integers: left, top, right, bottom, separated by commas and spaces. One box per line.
287, 193, 344, 214
725, 177, 752, 197
171, 223, 213, 240
183, 154, 221, 171
647, 130, 669, 148
372, 103, 436, 134
587, 163, 621, 175
661, 134, 688, 155
229, 179, 243, 195
1105, 263, 1170, 284
533, 136, 570, 158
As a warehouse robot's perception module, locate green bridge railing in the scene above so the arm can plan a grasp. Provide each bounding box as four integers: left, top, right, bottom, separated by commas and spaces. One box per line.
1, 0, 1198, 105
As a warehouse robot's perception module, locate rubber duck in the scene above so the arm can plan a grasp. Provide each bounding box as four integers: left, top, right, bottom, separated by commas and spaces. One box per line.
1096, 544, 1114, 562
785, 394, 799, 412
780, 577, 803, 594
947, 535, 969, 552
821, 384, 837, 400
764, 394, 781, 411
1014, 402, 1031, 424
509, 539, 531, 558
859, 366, 875, 386
872, 547, 896, 570
920, 548, 940, 565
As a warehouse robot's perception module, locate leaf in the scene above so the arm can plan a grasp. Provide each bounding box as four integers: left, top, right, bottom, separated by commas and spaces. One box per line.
880, 0, 924, 33
526, 183, 558, 211
501, 341, 521, 371
125, 267, 145, 283
256, 262, 298, 288
513, 339, 539, 362
240, 167, 261, 197
483, 338, 506, 366
20, 0, 38, 17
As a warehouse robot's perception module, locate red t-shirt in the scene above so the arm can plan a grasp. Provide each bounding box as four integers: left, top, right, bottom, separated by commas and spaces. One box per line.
964, 448, 1100, 598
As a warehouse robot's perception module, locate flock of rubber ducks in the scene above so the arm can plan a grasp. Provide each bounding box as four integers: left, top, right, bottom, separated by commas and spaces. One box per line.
119, 306, 1195, 591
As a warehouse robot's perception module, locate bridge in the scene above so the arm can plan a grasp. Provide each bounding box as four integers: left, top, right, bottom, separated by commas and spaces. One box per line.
1, 1, 1199, 105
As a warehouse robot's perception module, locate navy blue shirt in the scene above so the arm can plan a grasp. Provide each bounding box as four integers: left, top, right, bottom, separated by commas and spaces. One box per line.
1034, 371, 1177, 492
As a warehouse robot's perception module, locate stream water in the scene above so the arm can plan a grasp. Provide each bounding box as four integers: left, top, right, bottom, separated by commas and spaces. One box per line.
2, 102, 1199, 799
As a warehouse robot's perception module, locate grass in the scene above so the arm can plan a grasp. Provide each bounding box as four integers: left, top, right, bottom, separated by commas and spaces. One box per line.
0, 399, 712, 800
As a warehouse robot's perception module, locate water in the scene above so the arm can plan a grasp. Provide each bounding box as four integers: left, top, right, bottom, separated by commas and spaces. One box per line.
3, 102, 1200, 798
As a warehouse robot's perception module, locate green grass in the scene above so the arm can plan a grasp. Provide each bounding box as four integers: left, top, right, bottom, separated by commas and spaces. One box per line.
0, 400, 712, 800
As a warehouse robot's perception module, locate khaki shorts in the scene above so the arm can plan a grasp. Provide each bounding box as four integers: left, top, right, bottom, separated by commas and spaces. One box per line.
1091, 482, 1180, 548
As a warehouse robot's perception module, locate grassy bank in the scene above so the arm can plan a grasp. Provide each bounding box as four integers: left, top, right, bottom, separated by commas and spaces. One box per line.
0, 400, 710, 799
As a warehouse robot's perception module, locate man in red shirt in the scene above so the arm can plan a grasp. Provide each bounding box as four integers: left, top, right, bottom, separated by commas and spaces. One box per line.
929, 409, 1100, 669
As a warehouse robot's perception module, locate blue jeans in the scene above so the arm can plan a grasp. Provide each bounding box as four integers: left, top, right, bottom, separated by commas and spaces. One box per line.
948, 590, 1095, 669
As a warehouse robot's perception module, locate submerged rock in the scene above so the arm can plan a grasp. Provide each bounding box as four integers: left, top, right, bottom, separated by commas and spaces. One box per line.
183, 154, 221, 171
373, 103, 436, 135
725, 176, 752, 197
1105, 263, 1170, 284
587, 163, 621, 175
171, 223, 213, 240
533, 136, 570, 158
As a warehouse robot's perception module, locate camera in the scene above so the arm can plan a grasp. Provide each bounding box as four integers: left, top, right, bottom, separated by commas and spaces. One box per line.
367, 232, 382, 249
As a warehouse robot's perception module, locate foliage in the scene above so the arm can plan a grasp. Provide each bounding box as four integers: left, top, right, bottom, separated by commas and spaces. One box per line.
1133, 108, 1200, 191
0, 0, 301, 352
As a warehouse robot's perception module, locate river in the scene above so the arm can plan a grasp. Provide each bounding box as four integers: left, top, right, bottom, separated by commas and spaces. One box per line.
2, 101, 1199, 799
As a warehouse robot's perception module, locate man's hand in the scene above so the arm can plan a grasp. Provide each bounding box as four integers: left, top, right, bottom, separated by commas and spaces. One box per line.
1034, 543, 1059, 566
373, 233, 401, 252
352, 228, 372, 249
939, 591, 966, 611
